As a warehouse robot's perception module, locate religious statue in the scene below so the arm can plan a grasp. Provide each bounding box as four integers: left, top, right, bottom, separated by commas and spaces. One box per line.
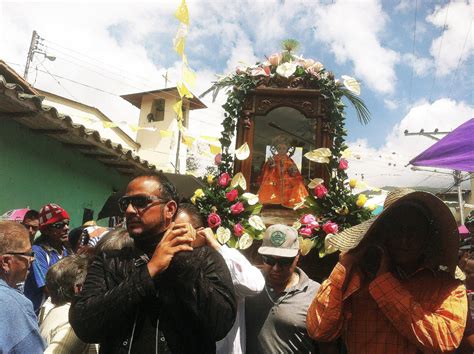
257, 135, 309, 208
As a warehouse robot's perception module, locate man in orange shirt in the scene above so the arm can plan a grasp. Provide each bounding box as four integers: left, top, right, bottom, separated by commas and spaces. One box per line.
307, 189, 467, 354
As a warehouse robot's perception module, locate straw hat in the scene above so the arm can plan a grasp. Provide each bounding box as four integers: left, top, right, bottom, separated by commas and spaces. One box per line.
326, 188, 460, 277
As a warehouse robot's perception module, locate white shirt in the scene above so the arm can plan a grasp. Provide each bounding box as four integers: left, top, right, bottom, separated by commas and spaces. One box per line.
40, 303, 98, 354
216, 246, 265, 354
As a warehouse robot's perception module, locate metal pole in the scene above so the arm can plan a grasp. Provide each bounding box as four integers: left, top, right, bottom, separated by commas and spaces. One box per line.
24, 30, 38, 81
175, 129, 182, 174
455, 170, 465, 225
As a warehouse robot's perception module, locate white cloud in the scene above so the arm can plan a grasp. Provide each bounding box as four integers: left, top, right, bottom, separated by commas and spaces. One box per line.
383, 99, 398, 110
311, 0, 400, 94
401, 53, 434, 76
426, 1, 474, 76
347, 98, 474, 187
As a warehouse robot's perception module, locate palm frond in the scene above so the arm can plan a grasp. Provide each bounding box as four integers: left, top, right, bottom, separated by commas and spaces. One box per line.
340, 88, 371, 125
281, 39, 300, 54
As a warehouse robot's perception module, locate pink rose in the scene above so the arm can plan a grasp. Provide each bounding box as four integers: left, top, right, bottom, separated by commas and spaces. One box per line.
322, 221, 339, 234
250, 66, 270, 77
314, 184, 328, 199
300, 214, 316, 225
308, 220, 320, 230
214, 153, 222, 165
236, 67, 246, 75
226, 189, 239, 202
268, 53, 282, 66
339, 158, 348, 170
233, 223, 244, 237
299, 227, 313, 238
218, 172, 231, 187
230, 202, 245, 215
207, 213, 221, 229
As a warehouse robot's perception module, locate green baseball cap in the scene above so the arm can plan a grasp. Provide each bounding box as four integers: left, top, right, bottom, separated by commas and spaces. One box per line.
258, 224, 299, 258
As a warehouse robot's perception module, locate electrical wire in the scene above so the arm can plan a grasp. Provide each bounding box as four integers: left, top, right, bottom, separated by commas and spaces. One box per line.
39, 62, 79, 101
408, 0, 418, 104
448, 20, 472, 99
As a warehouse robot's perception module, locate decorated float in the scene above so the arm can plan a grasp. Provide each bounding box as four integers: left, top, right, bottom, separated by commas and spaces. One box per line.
193, 40, 374, 281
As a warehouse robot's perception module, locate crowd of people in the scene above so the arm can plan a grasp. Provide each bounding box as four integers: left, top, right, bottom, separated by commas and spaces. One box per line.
1, 172, 474, 353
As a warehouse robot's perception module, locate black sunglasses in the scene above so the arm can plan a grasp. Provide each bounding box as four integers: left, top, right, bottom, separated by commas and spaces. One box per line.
262, 255, 296, 267
118, 195, 167, 213
50, 221, 69, 229
6, 251, 35, 258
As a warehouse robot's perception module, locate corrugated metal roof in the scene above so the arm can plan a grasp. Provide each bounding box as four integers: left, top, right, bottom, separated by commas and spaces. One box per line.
0, 73, 157, 175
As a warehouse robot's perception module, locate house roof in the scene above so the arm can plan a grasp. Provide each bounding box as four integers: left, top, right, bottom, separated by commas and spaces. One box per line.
121, 87, 207, 110
36, 89, 139, 149
0, 73, 156, 175
0, 60, 38, 95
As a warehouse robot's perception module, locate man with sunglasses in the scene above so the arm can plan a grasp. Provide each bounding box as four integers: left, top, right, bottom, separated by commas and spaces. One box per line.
0, 221, 45, 353
70, 173, 236, 354
245, 224, 320, 353
24, 203, 71, 314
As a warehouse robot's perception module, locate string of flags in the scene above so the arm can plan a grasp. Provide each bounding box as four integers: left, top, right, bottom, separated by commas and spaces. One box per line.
173, 0, 196, 131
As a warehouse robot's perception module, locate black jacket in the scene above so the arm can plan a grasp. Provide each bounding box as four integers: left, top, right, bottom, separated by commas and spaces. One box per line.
69, 245, 237, 354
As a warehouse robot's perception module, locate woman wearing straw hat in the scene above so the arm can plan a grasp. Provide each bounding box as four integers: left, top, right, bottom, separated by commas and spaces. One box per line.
307, 189, 468, 353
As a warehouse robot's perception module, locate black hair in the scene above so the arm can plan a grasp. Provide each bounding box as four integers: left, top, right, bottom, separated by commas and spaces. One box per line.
23, 209, 39, 221
131, 172, 180, 207
176, 203, 205, 229
68, 227, 84, 252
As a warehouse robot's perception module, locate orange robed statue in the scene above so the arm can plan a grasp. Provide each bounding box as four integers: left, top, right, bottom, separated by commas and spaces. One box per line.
257, 135, 308, 208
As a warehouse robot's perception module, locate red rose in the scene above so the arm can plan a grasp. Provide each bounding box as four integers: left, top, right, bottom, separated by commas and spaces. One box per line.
299, 227, 313, 238
233, 223, 244, 236
226, 189, 239, 202
339, 158, 348, 170
314, 184, 328, 199
218, 172, 231, 187
230, 202, 245, 215
322, 221, 339, 234
207, 213, 221, 229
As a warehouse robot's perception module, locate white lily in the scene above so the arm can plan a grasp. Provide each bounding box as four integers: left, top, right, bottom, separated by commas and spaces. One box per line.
235, 142, 250, 160
238, 233, 253, 250
276, 62, 297, 78
324, 233, 340, 255
216, 227, 231, 245
341, 148, 352, 159
249, 215, 266, 230
242, 192, 259, 205
304, 148, 332, 164
230, 172, 247, 190
341, 75, 361, 95
299, 238, 314, 256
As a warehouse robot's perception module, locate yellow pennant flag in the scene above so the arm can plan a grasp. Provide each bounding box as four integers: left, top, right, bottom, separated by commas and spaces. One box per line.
174, 37, 186, 57
103, 121, 118, 128
182, 135, 195, 147
174, 0, 189, 24
200, 135, 220, 143
182, 65, 196, 88
173, 100, 183, 120
209, 144, 221, 154
177, 82, 193, 98
128, 124, 141, 132
159, 130, 173, 138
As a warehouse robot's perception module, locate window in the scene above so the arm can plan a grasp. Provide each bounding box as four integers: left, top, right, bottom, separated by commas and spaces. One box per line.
148, 99, 165, 122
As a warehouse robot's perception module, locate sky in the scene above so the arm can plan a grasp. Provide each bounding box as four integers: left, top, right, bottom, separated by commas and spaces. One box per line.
0, 0, 473, 189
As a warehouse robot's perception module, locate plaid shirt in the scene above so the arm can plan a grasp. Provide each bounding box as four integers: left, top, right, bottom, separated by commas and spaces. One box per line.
307, 262, 467, 353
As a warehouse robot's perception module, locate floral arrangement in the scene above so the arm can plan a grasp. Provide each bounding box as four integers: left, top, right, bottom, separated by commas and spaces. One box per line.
191, 172, 265, 249
200, 39, 373, 257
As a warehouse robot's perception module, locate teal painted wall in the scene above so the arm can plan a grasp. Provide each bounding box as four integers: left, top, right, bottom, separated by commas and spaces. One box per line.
0, 119, 130, 228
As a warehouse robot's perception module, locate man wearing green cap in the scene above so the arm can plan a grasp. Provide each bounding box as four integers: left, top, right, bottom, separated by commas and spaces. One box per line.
245, 224, 320, 353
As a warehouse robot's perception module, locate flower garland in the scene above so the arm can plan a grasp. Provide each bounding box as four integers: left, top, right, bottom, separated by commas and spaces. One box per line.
192, 172, 265, 249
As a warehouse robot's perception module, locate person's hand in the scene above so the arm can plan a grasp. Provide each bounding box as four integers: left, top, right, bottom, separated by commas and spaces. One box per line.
147, 222, 194, 278
198, 227, 221, 251
191, 227, 207, 248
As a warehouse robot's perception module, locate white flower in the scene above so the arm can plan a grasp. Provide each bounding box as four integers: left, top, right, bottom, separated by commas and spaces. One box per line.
216, 227, 231, 244
276, 62, 297, 78
242, 192, 259, 205
249, 215, 266, 231
304, 148, 332, 164
230, 172, 247, 190
299, 238, 314, 256
324, 233, 340, 255
238, 233, 253, 250
306, 61, 324, 75
235, 142, 250, 160
341, 148, 352, 159
341, 75, 361, 95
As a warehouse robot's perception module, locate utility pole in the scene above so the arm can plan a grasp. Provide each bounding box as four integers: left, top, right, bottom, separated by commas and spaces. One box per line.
24, 30, 39, 81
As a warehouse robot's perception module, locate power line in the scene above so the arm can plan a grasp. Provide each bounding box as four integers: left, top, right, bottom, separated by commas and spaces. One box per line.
448, 20, 472, 99
428, 0, 451, 102
408, 0, 418, 104
39, 62, 79, 101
